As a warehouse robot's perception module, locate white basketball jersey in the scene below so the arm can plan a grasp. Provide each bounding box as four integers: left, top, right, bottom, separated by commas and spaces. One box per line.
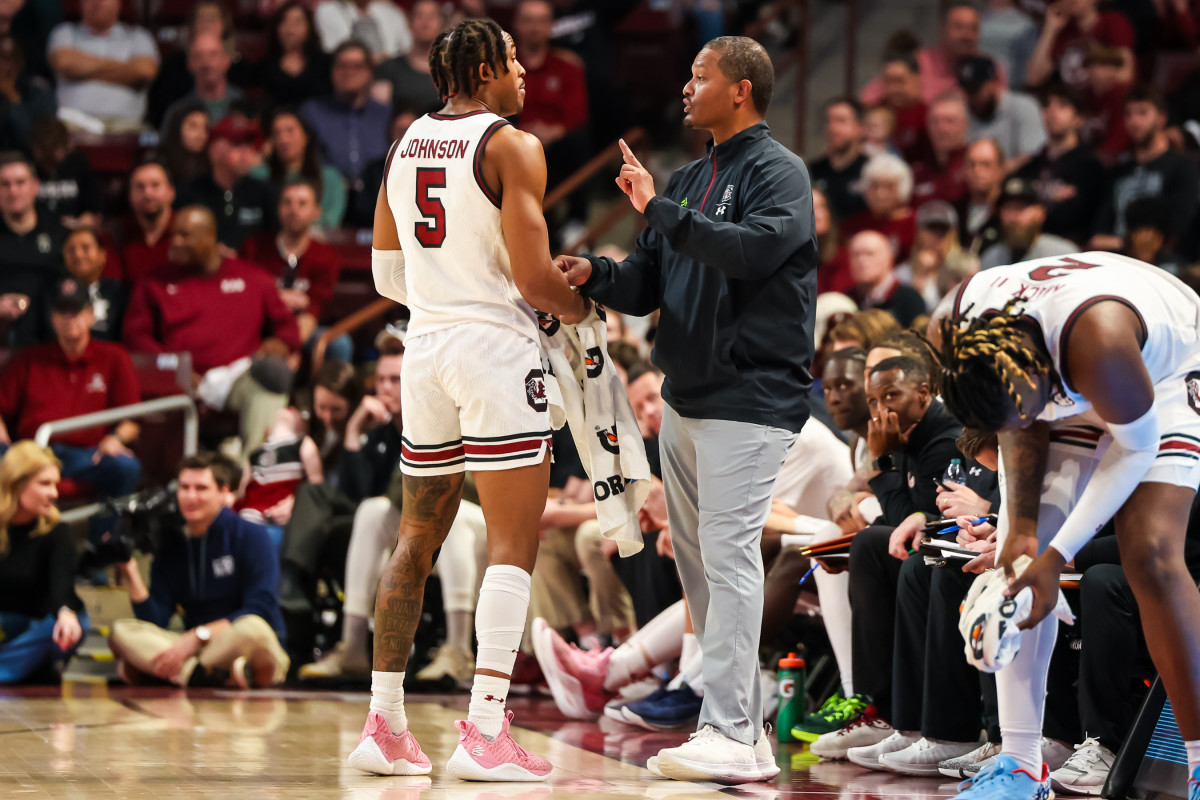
386, 110, 539, 342
953, 252, 1200, 422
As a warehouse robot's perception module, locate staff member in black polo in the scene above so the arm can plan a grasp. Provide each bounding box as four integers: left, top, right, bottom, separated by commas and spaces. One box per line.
557, 36, 816, 784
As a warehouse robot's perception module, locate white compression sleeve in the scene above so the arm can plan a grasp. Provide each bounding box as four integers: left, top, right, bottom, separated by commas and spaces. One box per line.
371, 248, 407, 304
1048, 408, 1159, 562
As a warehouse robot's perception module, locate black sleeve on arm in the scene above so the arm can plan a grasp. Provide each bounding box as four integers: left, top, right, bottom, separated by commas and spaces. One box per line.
581, 224, 664, 317
870, 438, 962, 524
641, 156, 813, 280
338, 444, 375, 503
46, 525, 81, 613
1166, 158, 1200, 239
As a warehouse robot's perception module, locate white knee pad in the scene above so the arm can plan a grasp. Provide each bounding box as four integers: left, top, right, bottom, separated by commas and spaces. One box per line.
474, 564, 532, 673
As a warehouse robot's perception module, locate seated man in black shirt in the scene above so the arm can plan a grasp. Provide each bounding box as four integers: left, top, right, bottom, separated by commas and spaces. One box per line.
0, 151, 67, 345
175, 116, 277, 251
61, 227, 125, 341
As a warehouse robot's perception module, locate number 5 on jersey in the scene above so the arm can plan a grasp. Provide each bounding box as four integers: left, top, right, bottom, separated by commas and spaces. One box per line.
415, 167, 446, 247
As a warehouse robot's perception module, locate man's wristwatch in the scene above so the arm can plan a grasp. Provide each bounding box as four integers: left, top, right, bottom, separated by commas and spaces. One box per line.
873, 454, 896, 472
194, 625, 212, 647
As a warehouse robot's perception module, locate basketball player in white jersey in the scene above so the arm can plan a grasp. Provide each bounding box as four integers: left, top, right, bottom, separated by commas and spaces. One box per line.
932, 252, 1200, 800
347, 17, 589, 780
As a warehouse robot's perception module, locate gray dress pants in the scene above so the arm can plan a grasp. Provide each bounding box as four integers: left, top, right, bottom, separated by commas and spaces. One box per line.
659, 403, 798, 745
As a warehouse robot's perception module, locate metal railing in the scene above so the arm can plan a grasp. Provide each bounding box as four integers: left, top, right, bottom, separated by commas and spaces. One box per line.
35, 395, 199, 524
312, 128, 654, 370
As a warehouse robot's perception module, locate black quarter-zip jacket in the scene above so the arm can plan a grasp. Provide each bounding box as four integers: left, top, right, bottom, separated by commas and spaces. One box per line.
581, 122, 818, 432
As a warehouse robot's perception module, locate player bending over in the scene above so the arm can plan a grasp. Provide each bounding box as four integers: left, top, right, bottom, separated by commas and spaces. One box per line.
934, 251, 1200, 800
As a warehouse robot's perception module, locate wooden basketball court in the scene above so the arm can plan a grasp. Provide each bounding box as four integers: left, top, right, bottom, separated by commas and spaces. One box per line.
0, 685, 962, 799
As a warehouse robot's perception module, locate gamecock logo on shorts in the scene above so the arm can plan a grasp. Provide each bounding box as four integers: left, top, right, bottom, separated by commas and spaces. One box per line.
1186, 371, 1200, 415
525, 369, 548, 412
585, 346, 605, 379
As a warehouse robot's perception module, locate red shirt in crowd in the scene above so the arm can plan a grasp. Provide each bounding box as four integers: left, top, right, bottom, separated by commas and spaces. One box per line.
841, 208, 917, 264
890, 101, 931, 163
910, 147, 968, 208
517, 49, 588, 134
817, 245, 855, 296
122, 258, 301, 374
0, 339, 140, 448
1081, 83, 1130, 160
114, 214, 174, 285
1050, 13, 1135, 89
240, 233, 342, 322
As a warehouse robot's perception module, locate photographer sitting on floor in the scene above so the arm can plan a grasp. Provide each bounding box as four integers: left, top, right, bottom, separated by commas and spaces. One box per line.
108, 452, 289, 689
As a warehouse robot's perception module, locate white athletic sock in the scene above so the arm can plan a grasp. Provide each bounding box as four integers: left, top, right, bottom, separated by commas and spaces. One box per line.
369, 670, 407, 733
998, 615, 1059, 774
603, 599, 686, 692
668, 645, 705, 694
1186, 739, 1200, 776
468, 565, 531, 739
680, 632, 699, 670
446, 609, 473, 655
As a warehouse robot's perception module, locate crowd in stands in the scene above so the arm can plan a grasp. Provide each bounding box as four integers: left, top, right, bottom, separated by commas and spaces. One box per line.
1, 0, 1200, 794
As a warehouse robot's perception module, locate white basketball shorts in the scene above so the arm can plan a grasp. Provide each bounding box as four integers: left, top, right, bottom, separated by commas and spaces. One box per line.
399, 323, 552, 476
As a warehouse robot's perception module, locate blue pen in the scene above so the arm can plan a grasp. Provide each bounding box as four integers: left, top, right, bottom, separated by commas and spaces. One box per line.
798, 563, 820, 586
935, 516, 990, 535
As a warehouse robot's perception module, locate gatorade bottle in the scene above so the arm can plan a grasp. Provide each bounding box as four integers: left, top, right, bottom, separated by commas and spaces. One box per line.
776, 652, 806, 743
942, 458, 966, 487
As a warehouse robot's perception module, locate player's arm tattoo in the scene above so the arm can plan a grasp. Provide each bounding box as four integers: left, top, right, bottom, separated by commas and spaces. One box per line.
998, 423, 1050, 537
373, 472, 464, 672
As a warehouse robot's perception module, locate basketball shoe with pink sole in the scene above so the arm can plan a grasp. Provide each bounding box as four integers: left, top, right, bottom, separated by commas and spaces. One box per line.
444, 711, 553, 781
347, 711, 433, 775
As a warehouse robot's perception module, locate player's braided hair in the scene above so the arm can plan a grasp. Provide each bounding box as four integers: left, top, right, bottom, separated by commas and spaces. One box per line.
429, 17, 509, 102
938, 299, 1055, 432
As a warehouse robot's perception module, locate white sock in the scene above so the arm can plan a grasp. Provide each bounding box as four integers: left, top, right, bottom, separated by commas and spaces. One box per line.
1006, 731, 1044, 774
668, 645, 705, 694
603, 599, 686, 692
680, 632, 699, 669
468, 565, 531, 739
1186, 739, 1200, 776
369, 670, 407, 733
446, 609, 473, 655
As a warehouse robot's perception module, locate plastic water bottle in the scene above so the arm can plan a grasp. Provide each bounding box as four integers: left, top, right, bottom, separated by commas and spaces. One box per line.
776, 652, 807, 743
942, 458, 966, 487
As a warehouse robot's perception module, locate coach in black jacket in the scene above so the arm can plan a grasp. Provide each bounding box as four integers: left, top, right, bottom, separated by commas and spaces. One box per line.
557, 37, 815, 780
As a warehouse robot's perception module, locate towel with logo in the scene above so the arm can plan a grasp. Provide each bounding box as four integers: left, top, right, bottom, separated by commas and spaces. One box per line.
536, 306, 651, 556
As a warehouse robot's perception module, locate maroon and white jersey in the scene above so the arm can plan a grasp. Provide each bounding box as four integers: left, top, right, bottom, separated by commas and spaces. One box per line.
953, 252, 1200, 422
385, 109, 539, 343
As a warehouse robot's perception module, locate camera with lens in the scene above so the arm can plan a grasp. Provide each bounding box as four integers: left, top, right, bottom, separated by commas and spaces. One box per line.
80, 483, 182, 570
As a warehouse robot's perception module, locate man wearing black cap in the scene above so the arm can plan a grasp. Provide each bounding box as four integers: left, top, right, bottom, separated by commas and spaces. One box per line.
958, 54, 1046, 172
175, 115, 277, 250
0, 275, 142, 541
979, 176, 1076, 268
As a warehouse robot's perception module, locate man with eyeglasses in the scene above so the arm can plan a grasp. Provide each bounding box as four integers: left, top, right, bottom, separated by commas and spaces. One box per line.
301, 40, 391, 183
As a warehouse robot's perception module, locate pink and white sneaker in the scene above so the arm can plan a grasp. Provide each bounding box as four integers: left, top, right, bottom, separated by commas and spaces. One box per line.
445, 711, 553, 781
347, 711, 433, 775
531, 617, 614, 719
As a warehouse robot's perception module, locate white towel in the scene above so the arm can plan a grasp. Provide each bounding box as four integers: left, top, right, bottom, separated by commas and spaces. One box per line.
537, 307, 651, 556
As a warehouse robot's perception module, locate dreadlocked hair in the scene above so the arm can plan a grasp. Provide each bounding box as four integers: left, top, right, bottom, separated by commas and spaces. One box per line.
429, 17, 509, 102
938, 299, 1054, 432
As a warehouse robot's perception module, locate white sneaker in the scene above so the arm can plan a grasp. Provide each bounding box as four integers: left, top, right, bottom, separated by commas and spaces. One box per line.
755, 728, 780, 780
1043, 736, 1076, 771
1049, 737, 1115, 796
878, 736, 983, 776
846, 730, 920, 771
939, 741, 1002, 778
655, 725, 762, 783
810, 716, 894, 761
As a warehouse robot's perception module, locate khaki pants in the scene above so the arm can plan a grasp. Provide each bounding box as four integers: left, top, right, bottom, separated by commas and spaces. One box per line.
528, 522, 635, 641
574, 519, 635, 635
109, 615, 290, 688
227, 371, 289, 452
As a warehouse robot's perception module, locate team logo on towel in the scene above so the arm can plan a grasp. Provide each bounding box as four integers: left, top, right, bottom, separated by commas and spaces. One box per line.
525, 369, 548, 412
1187, 371, 1200, 415
596, 425, 619, 455
585, 346, 605, 378
536, 310, 560, 337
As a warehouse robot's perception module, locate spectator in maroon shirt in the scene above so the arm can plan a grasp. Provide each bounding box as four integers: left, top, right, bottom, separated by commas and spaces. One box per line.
0, 276, 141, 545
814, 187, 854, 295
123, 206, 301, 451
910, 92, 969, 207
1026, 0, 1135, 89
1078, 45, 1130, 163
241, 180, 351, 362
878, 51, 931, 162
117, 160, 175, 285
514, 0, 590, 227
842, 152, 917, 263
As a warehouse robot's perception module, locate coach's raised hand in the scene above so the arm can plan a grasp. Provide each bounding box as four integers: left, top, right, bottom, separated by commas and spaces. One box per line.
616, 139, 655, 214
554, 254, 592, 287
